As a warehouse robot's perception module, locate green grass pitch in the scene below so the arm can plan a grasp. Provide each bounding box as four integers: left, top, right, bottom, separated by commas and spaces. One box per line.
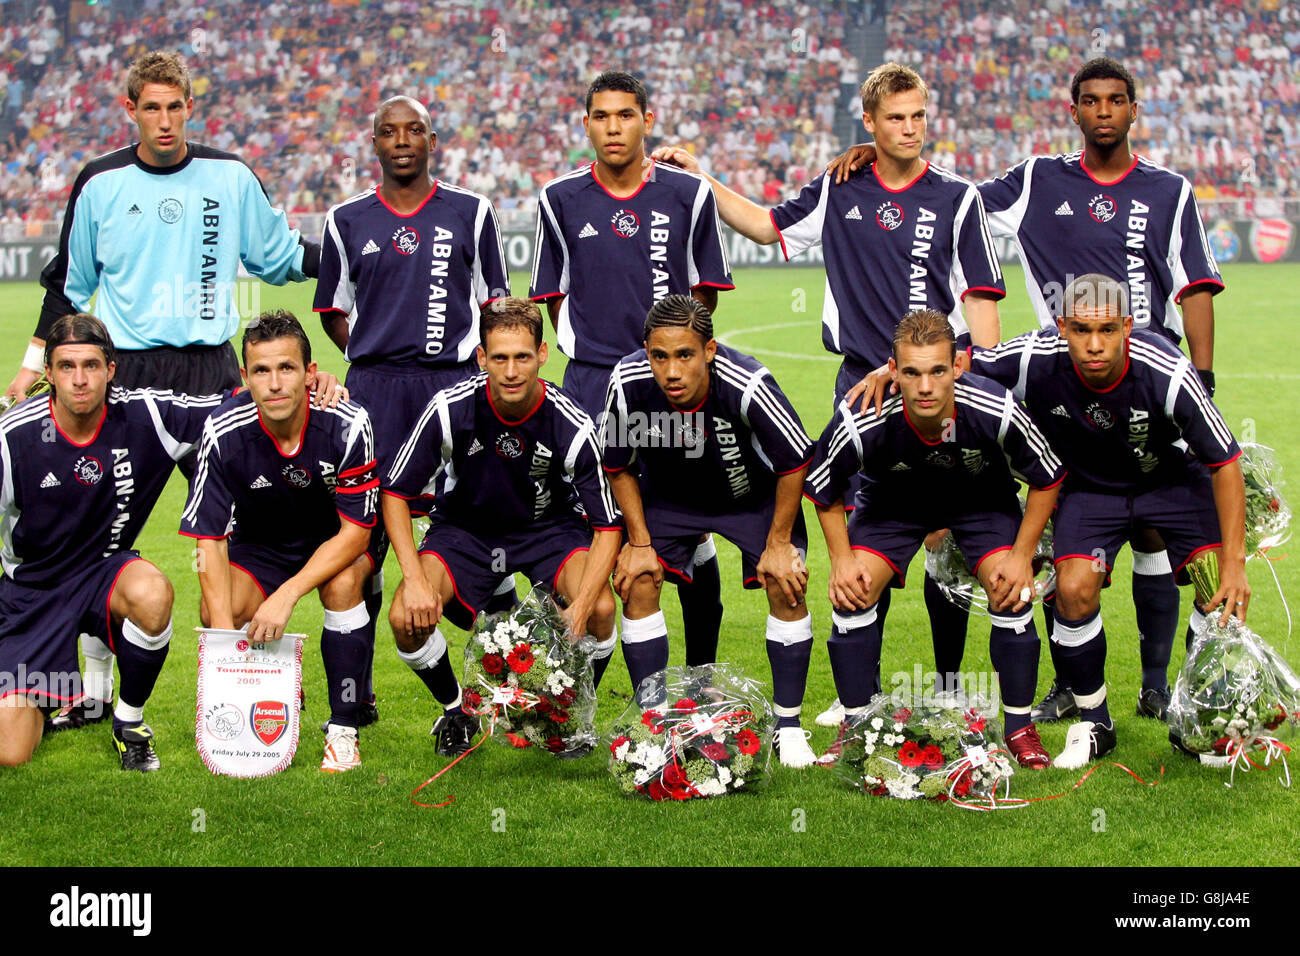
0, 264, 1296, 866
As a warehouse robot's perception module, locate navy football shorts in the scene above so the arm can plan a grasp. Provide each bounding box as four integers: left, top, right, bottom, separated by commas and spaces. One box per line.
418, 516, 592, 629
1052, 474, 1221, 587
0, 551, 143, 705
561, 360, 614, 421
644, 500, 809, 590
227, 542, 314, 600
847, 494, 1021, 589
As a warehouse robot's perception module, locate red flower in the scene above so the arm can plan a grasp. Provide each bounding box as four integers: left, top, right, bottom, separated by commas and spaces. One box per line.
674, 697, 698, 713
668, 783, 695, 800
953, 775, 972, 797
1213, 736, 1232, 754
700, 742, 729, 761
920, 745, 945, 768
868, 784, 889, 796
534, 698, 553, 715
647, 780, 670, 801
545, 736, 566, 753
735, 728, 761, 755
610, 734, 630, 755
481, 654, 505, 676
506, 643, 535, 674
897, 741, 924, 767
642, 710, 664, 734
551, 709, 570, 724
663, 762, 688, 788
558, 688, 577, 706
892, 707, 913, 724
967, 717, 986, 732
504, 732, 531, 748
461, 689, 483, 711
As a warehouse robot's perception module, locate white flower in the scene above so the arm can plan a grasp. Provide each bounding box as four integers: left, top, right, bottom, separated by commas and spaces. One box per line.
613, 741, 630, 761
864, 744, 875, 755
696, 779, 725, 797
893, 722, 905, 732
717, 766, 732, 786
633, 768, 652, 787
865, 731, 879, 744
871, 717, 884, 730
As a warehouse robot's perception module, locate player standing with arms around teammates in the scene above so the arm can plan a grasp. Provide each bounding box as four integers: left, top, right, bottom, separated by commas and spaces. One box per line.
805, 310, 1063, 769
530, 71, 734, 673
654, 63, 1005, 710
181, 312, 379, 773
314, 96, 514, 727
601, 296, 819, 766
831, 58, 1224, 723
384, 299, 622, 758
0, 315, 230, 770
858, 276, 1247, 766
5, 50, 323, 734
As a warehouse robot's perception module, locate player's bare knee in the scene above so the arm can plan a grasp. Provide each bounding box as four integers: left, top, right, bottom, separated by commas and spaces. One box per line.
0, 703, 42, 767
623, 573, 662, 618
1054, 575, 1101, 619
120, 565, 173, 635
320, 563, 366, 611
765, 581, 806, 621
590, 589, 617, 638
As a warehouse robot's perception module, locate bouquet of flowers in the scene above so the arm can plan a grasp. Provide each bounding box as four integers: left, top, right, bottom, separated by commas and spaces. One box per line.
607, 665, 772, 800
460, 586, 597, 755
1168, 598, 1300, 781
929, 505, 1055, 615
833, 694, 1015, 805
1240, 442, 1290, 555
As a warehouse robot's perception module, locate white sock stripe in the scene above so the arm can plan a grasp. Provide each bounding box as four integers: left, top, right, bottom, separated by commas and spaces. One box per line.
113, 701, 144, 724
1189, 607, 1209, 636
121, 617, 172, 652
831, 606, 877, 632
323, 602, 370, 633
772, 704, 802, 718
1073, 686, 1107, 709
990, 608, 1035, 633
1132, 549, 1173, 575
493, 576, 517, 597
765, 614, 813, 646
620, 611, 668, 644
1051, 613, 1102, 647
398, 629, 447, 670
1002, 704, 1032, 715
694, 536, 717, 562
591, 632, 618, 659
81, 633, 113, 660
842, 705, 868, 717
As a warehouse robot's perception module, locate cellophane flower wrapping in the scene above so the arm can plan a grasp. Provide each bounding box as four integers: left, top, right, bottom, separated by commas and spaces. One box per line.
1168, 615, 1300, 757
460, 586, 597, 754
607, 664, 773, 800
1239, 442, 1290, 554
929, 501, 1055, 614
833, 694, 1014, 802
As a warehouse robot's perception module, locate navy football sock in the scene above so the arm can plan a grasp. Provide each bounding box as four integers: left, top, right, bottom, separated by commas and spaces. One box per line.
483, 576, 519, 615
1132, 551, 1179, 690
680, 548, 723, 666
115, 618, 172, 714
766, 615, 813, 729
621, 611, 669, 704
989, 607, 1040, 734
590, 632, 618, 690
397, 630, 462, 712
826, 605, 882, 710
924, 570, 968, 692
1042, 590, 1070, 691
322, 603, 370, 729
363, 587, 383, 702
1052, 610, 1110, 727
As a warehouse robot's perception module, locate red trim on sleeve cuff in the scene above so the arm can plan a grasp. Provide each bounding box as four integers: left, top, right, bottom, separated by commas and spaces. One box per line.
602, 463, 629, 474
590, 524, 624, 531
340, 460, 377, 478
1174, 279, 1225, 303
382, 489, 415, 500
178, 530, 230, 540
530, 292, 565, 302
1031, 473, 1066, 492
336, 478, 381, 494
961, 286, 1006, 301
691, 281, 736, 291
769, 210, 790, 260
802, 491, 832, 507
776, 457, 813, 477
1205, 449, 1242, 469
338, 510, 377, 529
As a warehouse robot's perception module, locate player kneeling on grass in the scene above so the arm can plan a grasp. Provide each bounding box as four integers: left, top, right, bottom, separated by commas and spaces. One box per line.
383, 298, 622, 758
601, 295, 820, 767
0, 314, 218, 770
805, 310, 1064, 769
182, 311, 379, 774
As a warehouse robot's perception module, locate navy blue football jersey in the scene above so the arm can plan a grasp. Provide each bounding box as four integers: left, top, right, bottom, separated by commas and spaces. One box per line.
771, 162, 1004, 366
969, 328, 1240, 493
0, 387, 226, 587
314, 181, 509, 366
980, 153, 1223, 341
386, 375, 621, 536
180, 392, 378, 554
804, 372, 1064, 509
529, 162, 734, 367
602, 343, 812, 513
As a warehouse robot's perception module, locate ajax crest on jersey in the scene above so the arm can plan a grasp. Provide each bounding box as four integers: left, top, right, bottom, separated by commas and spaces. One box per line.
73, 456, 104, 486
1088, 193, 1116, 223
610, 209, 640, 238
195, 627, 304, 777
391, 226, 420, 255
876, 201, 904, 231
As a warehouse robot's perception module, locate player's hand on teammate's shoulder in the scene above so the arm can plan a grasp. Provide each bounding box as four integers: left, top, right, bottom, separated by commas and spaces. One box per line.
827, 551, 873, 611
649, 145, 701, 175
756, 542, 807, 609
307, 369, 349, 408
826, 142, 877, 184
845, 363, 895, 417
247, 589, 298, 643
612, 541, 663, 601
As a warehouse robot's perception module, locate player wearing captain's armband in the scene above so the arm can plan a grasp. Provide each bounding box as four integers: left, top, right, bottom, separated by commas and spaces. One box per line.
601, 295, 819, 767
805, 310, 1063, 769
383, 299, 621, 759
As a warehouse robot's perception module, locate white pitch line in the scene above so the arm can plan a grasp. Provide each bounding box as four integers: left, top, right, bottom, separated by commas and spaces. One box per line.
718, 321, 839, 362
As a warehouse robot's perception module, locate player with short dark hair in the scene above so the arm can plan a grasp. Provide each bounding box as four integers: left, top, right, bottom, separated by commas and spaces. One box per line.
655, 61, 1005, 718
602, 295, 818, 766
181, 312, 379, 773
0, 314, 229, 770
829, 56, 1224, 722
805, 310, 1064, 768
530, 70, 734, 674
315, 94, 514, 726
384, 297, 622, 757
